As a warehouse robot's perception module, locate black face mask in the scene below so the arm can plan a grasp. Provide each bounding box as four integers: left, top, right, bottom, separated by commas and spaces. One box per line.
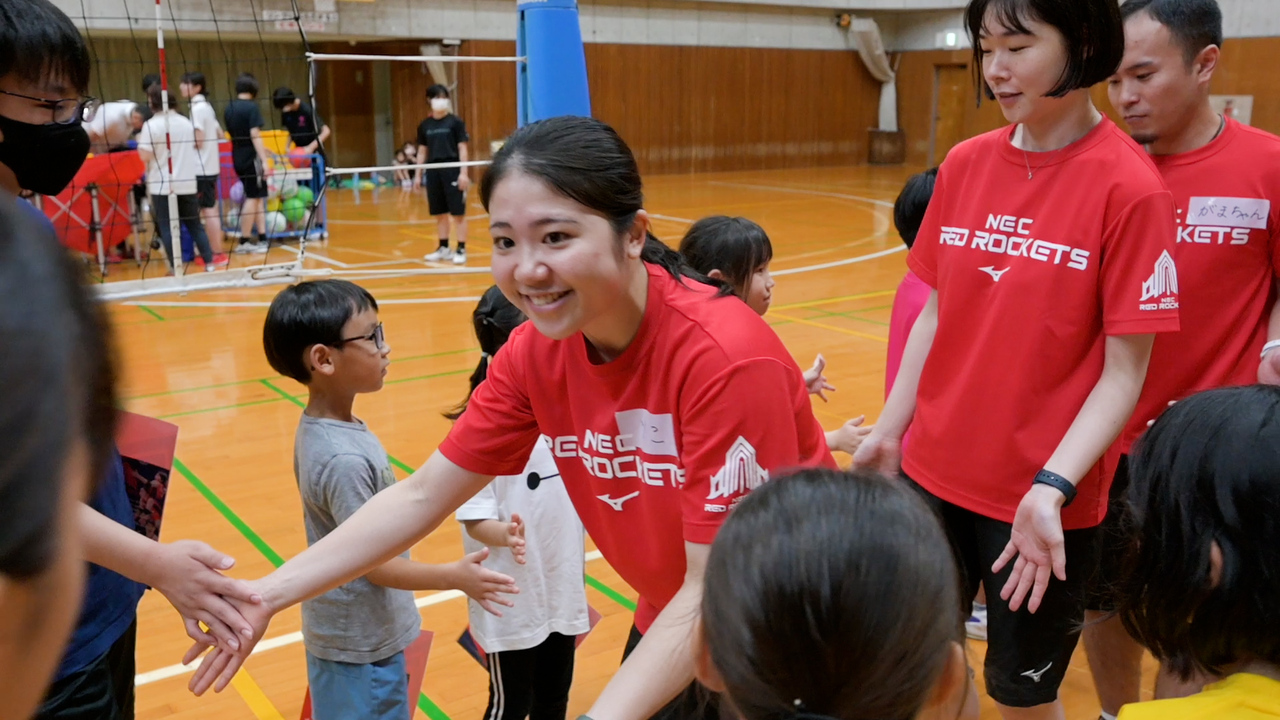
0, 114, 90, 196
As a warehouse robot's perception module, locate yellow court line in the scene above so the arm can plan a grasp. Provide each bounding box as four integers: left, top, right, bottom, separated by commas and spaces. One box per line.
230, 671, 288, 720
772, 289, 896, 311
769, 312, 888, 344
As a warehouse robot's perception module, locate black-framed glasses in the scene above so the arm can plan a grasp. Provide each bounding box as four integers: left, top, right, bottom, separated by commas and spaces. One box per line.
0, 89, 99, 125
334, 322, 385, 350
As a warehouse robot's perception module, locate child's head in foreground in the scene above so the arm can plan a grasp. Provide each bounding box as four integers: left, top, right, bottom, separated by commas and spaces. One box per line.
263, 280, 389, 393
697, 468, 969, 720
1118, 384, 1280, 682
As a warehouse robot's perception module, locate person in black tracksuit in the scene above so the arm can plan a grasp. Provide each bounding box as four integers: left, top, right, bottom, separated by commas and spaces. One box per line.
415, 84, 470, 265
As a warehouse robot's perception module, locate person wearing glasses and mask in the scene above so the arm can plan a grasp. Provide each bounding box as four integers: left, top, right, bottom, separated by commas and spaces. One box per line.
0, 2, 262, 719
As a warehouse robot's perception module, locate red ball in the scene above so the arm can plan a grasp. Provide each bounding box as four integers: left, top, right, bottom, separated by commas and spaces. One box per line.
288, 147, 311, 169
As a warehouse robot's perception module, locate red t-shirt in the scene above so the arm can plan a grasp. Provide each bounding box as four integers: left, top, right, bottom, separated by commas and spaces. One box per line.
886, 269, 931, 398
440, 264, 834, 631
904, 117, 1180, 529
1118, 118, 1280, 454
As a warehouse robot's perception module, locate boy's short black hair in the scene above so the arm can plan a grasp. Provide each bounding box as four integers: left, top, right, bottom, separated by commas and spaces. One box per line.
893, 167, 939, 249
966, 0, 1125, 101
426, 84, 450, 100
141, 73, 160, 94
181, 71, 207, 94
263, 280, 378, 384
1120, 0, 1224, 65
234, 72, 259, 97
272, 86, 297, 109
0, 0, 90, 94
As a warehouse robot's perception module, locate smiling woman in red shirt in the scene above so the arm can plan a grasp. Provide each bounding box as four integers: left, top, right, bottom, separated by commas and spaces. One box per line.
854, 0, 1179, 718
186, 116, 834, 720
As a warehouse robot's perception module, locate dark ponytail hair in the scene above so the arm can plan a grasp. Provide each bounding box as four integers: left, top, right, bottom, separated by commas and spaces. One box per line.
1118, 385, 1280, 680
444, 286, 527, 420
678, 216, 773, 299
479, 115, 710, 286
702, 469, 962, 720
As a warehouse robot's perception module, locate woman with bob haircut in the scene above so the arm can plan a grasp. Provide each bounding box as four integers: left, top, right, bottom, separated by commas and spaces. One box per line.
855, 0, 1180, 717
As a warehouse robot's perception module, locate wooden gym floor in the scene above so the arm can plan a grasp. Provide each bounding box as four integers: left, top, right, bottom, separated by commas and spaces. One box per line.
106, 165, 1157, 719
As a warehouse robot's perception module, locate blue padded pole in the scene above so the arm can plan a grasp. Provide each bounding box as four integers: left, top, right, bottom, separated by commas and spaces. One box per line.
517, 0, 591, 126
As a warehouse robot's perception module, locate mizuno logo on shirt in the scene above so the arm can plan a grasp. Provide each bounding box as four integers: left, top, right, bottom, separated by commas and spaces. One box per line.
1021, 662, 1053, 683
597, 492, 640, 512
978, 266, 1009, 282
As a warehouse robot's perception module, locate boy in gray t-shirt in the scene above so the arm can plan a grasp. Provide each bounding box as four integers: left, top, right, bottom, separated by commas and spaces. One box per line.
264, 280, 522, 720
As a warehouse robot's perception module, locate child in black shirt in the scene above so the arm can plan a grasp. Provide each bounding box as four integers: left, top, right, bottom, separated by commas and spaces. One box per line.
223, 73, 273, 252
415, 84, 470, 265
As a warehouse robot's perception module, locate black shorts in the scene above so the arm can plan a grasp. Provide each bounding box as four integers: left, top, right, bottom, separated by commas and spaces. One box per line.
903, 475, 1098, 708
196, 175, 218, 209
423, 165, 466, 217
622, 624, 720, 720
233, 158, 268, 199
36, 620, 136, 720
1085, 454, 1132, 613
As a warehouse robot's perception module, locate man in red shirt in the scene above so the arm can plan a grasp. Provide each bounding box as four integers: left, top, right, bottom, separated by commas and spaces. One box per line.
1085, 1, 1280, 717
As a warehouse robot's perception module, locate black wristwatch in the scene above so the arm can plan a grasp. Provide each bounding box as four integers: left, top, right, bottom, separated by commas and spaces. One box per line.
1032, 469, 1076, 507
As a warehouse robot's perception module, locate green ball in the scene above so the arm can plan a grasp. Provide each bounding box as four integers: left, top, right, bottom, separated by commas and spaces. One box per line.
282, 197, 307, 225
295, 185, 315, 206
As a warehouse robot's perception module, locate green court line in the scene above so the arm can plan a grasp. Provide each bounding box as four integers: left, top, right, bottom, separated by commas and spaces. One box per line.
260, 378, 306, 408
810, 307, 891, 328
416, 692, 451, 720
124, 346, 478, 402
130, 379, 258, 401
173, 458, 285, 568
382, 367, 472, 387
585, 573, 637, 612
387, 454, 416, 475
157, 397, 281, 420
136, 305, 165, 321
174, 456, 452, 719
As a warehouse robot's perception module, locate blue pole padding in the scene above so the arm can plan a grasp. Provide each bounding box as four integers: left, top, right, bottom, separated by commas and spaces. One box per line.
517, 0, 591, 126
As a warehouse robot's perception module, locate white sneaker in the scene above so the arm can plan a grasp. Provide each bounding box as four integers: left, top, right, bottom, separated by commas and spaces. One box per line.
233, 242, 257, 254
452, 248, 467, 265
965, 603, 988, 641
424, 246, 453, 262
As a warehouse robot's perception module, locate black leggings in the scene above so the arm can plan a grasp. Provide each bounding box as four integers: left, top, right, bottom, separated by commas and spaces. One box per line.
483, 632, 576, 720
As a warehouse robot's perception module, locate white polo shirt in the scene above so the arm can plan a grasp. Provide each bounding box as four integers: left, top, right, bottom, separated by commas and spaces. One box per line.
137, 110, 200, 196
188, 93, 222, 177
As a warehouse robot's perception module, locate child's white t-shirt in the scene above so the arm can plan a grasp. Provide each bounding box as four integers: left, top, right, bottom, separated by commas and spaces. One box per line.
456, 436, 589, 654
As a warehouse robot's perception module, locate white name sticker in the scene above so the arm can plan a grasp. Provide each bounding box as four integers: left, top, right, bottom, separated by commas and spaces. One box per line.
614, 409, 678, 457
1186, 197, 1271, 230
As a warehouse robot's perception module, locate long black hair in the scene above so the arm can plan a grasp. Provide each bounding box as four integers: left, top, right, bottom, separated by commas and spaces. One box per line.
444, 286, 527, 420
678, 216, 773, 300
1117, 385, 1280, 680
0, 195, 118, 579
702, 469, 963, 720
479, 115, 708, 286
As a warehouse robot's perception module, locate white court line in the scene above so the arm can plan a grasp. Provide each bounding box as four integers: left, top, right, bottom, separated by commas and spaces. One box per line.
274, 245, 350, 268
771, 245, 905, 276
709, 181, 895, 208
648, 213, 695, 224
135, 549, 608, 687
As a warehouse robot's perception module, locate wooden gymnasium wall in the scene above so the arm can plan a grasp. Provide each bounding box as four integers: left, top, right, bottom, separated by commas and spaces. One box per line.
895, 36, 1280, 168
343, 38, 881, 176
